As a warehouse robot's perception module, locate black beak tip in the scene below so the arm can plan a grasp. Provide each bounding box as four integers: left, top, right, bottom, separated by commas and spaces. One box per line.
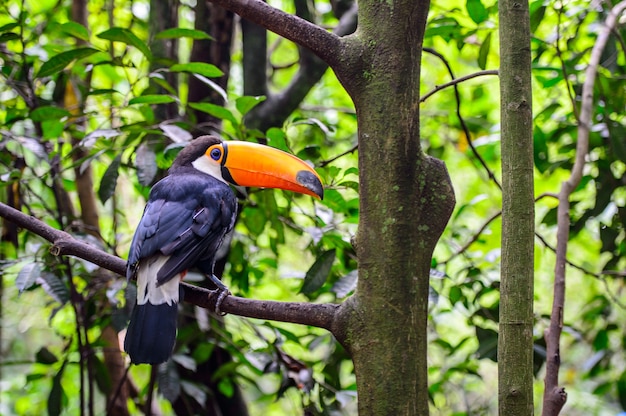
296, 170, 324, 200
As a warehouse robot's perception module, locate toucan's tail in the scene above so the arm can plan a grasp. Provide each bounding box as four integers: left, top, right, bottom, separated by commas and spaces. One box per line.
124, 302, 178, 364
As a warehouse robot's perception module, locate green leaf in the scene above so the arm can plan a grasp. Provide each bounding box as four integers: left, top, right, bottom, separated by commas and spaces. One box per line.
35, 347, 58, 364
129, 95, 175, 105
36, 47, 99, 78
48, 361, 67, 416
135, 143, 157, 186
301, 249, 336, 295
449, 286, 462, 305
60, 22, 89, 41
0, 32, 19, 43
217, 378, 235, 398
618, 372, 626, 410
98, 155, 122, 203
475, 326, 498, 361
235, 95, 266, 116
158, 361, 181, 402
477, 32, 492, 70
97, 27, 152, 60
265, 127, 290, 152
16, 262, 41, 293
242, 206, 267, 236
189, 102, 238, 126
331, 270, 357, 298
38, 273, 69, 304
170, 62, 223, 78
155, 28, 212, 40
466, 0, 488, 24
0, 22, 19, 33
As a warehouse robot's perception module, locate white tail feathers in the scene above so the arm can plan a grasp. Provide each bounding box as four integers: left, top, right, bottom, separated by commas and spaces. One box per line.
136, 256, 181, 306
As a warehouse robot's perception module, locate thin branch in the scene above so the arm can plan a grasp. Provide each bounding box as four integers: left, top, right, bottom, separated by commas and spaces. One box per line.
0, 202, 339, 332
441, 193, 556, 265
318, 142, 358, 167
207, 0, 345, 68
423, 48, 502, 190
419, 70, 499, 103
543, 3, 626, 415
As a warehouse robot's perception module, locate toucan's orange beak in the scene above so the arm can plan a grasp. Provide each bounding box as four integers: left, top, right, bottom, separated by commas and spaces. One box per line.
215, 141, 323, 199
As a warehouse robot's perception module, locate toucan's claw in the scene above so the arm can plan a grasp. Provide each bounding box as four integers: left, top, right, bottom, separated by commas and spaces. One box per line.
214, 289, 230, 316
206, 274, 230, 316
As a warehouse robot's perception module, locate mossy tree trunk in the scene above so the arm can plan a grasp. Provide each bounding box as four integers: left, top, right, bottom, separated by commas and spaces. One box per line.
498, 0, 535, 415
335, 1, 455, 414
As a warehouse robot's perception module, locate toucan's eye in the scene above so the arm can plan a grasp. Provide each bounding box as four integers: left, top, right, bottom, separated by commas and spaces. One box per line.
210, 148, 222, 161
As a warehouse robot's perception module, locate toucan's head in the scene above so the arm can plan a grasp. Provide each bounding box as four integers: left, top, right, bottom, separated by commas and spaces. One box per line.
172, 135, 324, 199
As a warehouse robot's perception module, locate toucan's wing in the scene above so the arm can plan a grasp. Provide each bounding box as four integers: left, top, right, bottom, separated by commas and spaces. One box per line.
127, 173, 237, 284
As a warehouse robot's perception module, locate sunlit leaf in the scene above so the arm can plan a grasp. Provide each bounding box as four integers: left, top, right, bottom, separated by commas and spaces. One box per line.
98, 154, 122, 203
30, 106, 71, 122
60, 22, 89, 41
235, 95, 266, 116
97, 27, 152, 60
266, 127, 290, 152
301, 249, 336, 295
36, 47, 99, 78
466, 0, 488, 24
189, 102, 238, 126
155, 28, 212, 40
170, 62, 223, 78
129, 95, 176, 105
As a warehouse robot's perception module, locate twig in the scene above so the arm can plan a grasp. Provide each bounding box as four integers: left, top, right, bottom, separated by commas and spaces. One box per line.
423, 48, 502, 190
542, 3, 626, 415
318, 143, 358, 167
419, 70, 499, 103
0, 202, 339, 332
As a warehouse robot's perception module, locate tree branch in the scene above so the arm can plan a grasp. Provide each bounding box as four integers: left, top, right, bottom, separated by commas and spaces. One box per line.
207, 0, 345, 68
543, 2, 626, 415
244, 3, 358, 132
423, 48, 502, 190
0, 202, 339, 333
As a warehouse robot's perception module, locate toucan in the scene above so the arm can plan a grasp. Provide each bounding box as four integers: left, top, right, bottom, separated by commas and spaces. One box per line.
124, 135, 324, 365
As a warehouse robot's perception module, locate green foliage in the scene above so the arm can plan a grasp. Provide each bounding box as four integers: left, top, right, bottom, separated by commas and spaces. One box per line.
1, 0, 626, 414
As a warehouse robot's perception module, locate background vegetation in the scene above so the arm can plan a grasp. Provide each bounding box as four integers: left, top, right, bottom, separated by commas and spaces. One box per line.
0, 0, 625, 414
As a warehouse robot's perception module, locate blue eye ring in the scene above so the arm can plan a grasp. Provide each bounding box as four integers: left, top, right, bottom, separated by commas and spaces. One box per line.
210, 148, 222, 160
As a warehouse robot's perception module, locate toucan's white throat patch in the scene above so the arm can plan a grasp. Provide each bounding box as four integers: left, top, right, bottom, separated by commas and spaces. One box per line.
192, 156, 227, 184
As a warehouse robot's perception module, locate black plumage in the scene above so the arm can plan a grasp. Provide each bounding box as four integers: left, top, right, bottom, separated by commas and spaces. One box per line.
125, 137, 237, 365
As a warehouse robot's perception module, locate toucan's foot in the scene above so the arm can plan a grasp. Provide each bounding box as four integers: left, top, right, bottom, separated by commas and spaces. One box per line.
214, 288, 230, 316
206, 274, 230, 316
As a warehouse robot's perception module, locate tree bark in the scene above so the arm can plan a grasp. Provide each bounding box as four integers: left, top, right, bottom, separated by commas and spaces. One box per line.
498, 0, 535, 415
204, 0, 455, 413
338, 1, 454, 414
